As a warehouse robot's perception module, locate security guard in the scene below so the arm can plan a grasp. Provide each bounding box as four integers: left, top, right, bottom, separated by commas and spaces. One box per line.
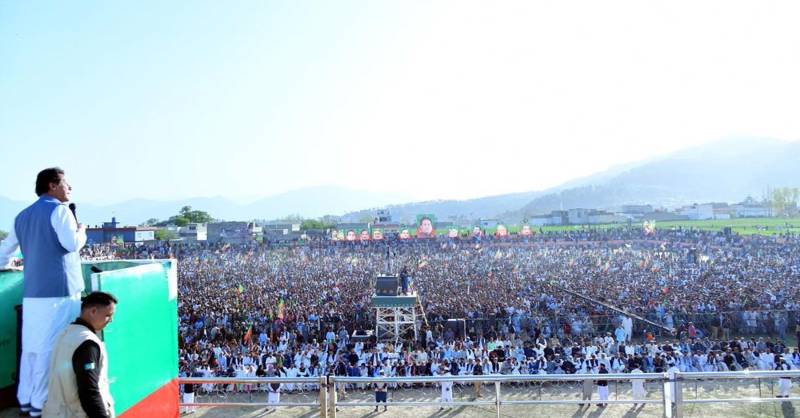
43, 292, 117, 418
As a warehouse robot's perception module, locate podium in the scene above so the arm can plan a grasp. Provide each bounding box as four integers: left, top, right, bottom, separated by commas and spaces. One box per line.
0, 260, 179, 418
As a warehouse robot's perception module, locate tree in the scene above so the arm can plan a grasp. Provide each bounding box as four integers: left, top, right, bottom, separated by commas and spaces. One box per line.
140, 218, 160, 227
301, 219, 325, 230
177, 206, 213, 224
320, 215, 342, 225
301, 219, 336, 231
0, 230, 7, 241
154, 229, 178, 241
170, 216, 190, 227
769, 187, 799, 217
155, 206, 214, 226
278, 214, 304, 223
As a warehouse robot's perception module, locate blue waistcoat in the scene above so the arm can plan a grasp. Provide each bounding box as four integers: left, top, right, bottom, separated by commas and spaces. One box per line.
14, 195, 84, 298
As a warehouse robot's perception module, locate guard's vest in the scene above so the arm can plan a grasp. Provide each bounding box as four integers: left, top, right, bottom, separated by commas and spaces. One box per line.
42, 324, 114, 418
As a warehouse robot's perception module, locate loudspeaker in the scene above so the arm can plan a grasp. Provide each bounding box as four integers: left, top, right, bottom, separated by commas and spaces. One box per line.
375, 276, 398, 296
687, 248, 698, 264
444, 319, 466, 339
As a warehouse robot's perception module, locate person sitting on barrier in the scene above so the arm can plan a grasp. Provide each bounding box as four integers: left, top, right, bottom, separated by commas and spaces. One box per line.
373, 370, 388, 412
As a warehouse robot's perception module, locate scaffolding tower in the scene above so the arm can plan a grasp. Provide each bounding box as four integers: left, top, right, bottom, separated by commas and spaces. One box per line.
372, 281, 427, 342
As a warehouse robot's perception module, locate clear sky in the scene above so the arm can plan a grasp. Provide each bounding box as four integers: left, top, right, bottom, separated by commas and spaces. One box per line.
1, 1, 799, 205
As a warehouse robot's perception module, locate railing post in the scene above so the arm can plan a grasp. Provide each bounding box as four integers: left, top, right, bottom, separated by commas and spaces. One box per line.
662, 373, 672, 418
674, 373, 683, 418
495, 380, 501, 418
319, 376, 328, 418
329, 377, 337, 418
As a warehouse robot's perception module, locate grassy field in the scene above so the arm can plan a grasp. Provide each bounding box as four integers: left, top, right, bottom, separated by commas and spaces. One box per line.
653, 218, 800, 235
535, 217, 800, 236
440, 218, 800, 237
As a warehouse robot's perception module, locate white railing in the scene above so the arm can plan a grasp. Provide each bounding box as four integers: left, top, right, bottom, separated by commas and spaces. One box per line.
672, 370, 800, 418
179, 376, 327, 413
330, 373, 666, 418
178, 370, 800, 418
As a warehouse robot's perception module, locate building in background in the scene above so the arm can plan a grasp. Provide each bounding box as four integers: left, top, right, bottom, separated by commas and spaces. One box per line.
678, 204, 715, 220
87, 217, 157, 244
207, 221, 260, 244
178, 223, 207, 242
731, 198, 772, 218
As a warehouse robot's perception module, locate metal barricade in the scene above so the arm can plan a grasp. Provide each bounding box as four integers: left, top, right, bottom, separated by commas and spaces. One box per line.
179, 376, 328, 417
177, 370, 800, 418
329, 373, 668, 418
673, 370, 800, 418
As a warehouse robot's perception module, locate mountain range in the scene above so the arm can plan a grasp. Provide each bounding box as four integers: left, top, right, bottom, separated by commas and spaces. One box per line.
343, 137, 799, 223
0, 187, 408, 228
0, 137, 797, 228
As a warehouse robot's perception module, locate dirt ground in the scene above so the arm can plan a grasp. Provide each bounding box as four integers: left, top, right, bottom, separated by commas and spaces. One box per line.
175, 379, 798, 418
2, 379, 796, 417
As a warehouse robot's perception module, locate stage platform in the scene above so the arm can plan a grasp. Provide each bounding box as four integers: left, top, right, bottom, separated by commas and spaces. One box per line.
371, 294, 418, 308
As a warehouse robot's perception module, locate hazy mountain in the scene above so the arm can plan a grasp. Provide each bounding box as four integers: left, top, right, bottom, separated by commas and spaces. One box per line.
1, 137, 796, 229
340, 190, 548, 224
0, 187, 409, 227
510, 137, 800, 218
343, 137, 798, 223
238, 186, 409, 221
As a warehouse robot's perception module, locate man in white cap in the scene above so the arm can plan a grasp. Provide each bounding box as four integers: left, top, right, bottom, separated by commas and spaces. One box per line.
596, 364, 609, 407
266, 368, 281, 411
775, 357, 792, 398
666, 361, 680, 409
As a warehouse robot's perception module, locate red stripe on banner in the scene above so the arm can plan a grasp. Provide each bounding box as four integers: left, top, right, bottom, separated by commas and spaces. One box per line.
119, 378, 179, 418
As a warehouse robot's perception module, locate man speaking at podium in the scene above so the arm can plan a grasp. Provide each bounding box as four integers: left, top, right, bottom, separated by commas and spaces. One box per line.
0, 167, 86, 417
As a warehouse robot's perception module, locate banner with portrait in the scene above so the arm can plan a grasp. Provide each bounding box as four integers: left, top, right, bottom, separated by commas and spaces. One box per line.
416, 214, 436, 238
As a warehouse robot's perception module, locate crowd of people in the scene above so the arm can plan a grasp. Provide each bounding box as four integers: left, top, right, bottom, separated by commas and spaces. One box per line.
81, 227, 800, 403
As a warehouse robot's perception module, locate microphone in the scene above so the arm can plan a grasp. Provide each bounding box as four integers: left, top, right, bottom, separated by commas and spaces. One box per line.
68, 203, 77, 223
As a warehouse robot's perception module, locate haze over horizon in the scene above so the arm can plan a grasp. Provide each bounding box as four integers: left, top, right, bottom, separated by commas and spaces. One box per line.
2, 1, 800, 205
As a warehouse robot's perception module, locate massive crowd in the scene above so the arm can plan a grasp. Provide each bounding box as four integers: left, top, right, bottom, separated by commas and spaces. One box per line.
81, 228, 800, 395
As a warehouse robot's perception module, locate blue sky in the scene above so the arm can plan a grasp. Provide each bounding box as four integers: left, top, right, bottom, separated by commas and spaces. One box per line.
2, 1, 799, 204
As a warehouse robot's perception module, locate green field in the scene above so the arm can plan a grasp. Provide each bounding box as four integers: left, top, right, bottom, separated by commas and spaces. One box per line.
530, 217, 800, 236
432, 218, 800, 237
412, 217, 800, 237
